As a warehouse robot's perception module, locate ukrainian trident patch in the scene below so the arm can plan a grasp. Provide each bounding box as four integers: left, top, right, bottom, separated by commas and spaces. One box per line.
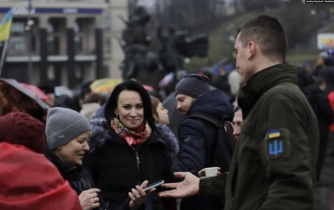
266, 129, 285, 159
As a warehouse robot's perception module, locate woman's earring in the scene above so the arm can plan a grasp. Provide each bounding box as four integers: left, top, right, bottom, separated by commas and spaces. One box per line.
116, 114, 119, 118
57, 147, 60, 150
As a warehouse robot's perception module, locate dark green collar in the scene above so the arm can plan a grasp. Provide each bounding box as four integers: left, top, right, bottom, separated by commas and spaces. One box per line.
238, 64, 299, 118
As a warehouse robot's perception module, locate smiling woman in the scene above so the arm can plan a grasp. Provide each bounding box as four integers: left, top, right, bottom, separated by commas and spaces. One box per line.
83, 80, 179, 210
45, 107, 108, 210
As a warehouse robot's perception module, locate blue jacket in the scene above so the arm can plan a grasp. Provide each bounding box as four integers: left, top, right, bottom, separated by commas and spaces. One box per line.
172, 89, 233, 210
172, 89, 234, 173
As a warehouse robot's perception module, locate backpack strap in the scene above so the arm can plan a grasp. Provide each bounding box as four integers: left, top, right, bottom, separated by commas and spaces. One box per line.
188, 114, 221, 127
224, 121, 236, 152
188, 114, 236, 153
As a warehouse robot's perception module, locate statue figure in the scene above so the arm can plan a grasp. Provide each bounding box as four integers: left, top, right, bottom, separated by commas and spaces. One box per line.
157, 25, 209, 73
118, 6, 209, 90
118, 6, 163, 88
121, 6, 151, 47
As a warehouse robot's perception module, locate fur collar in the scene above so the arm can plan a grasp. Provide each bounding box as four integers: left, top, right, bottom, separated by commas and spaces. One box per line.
88, 118, 179, 158
154, 123, 179, 158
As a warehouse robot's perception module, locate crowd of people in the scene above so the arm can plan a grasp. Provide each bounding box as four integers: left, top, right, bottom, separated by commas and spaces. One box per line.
0, 14, 333, 210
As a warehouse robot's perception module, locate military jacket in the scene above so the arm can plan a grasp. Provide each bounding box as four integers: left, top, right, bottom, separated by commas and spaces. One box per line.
200, 64, 319, 210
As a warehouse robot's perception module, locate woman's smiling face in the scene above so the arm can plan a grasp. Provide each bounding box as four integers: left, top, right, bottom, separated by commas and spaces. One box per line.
55, 131, 91, 165
114, 90, 144, 129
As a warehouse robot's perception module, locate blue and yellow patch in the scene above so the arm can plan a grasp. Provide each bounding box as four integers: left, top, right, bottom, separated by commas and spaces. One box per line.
265, 128, 290, 160
268, 129, 281, 139
266, 129, 285, 159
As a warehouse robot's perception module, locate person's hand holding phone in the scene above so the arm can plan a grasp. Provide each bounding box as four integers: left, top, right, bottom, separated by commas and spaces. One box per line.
128, 180, 155, 210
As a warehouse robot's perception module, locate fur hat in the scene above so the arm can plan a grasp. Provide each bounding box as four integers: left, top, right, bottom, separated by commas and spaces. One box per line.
175, 74, 210, 98
45, 107, 91, 150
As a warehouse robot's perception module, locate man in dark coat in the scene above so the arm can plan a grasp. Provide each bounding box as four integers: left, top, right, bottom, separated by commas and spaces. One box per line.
160, 15, 319, 210
173, 74, 234, 210
317, 55, 334, 95
297, 64, 313, 93
304, 77, 333, 184
211, 66, 232, 99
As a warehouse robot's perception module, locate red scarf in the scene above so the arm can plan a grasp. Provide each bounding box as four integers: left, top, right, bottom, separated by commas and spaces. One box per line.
111, 118, 152, 147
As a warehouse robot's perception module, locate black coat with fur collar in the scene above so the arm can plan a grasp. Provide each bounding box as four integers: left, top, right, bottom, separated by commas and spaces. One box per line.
83, 118, 179, 210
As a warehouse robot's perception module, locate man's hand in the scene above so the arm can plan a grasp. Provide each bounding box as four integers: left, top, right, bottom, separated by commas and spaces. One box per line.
158, 172, 200, 198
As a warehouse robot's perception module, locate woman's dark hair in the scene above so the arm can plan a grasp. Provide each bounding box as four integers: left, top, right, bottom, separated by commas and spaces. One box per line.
104, 80, 156, 131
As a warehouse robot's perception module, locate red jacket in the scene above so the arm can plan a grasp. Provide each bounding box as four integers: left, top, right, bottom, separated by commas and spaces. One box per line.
328, 91, 334, 132
0, 142, 82, 210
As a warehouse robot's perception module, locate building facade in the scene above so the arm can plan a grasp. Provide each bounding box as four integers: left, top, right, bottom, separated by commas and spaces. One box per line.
0, 0, 127, 89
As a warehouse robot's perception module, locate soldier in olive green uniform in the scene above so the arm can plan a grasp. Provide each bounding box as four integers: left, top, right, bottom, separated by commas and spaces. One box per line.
159, 15, 318, 210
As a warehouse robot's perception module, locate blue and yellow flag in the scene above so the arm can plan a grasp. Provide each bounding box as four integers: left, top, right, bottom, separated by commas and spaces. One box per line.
0, 8, 13, 43
268, 129, 281, 139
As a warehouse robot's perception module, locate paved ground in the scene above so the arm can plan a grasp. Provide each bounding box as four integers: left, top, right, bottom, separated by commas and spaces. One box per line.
316, 133, 334, 210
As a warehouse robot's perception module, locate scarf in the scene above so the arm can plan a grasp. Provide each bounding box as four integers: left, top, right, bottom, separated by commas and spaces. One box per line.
111, 118, 152, 147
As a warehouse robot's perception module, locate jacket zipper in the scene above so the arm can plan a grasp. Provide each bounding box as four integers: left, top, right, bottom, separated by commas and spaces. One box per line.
134, 149, 140, 170
134, 148, 141, 185
159, 202, 164, 210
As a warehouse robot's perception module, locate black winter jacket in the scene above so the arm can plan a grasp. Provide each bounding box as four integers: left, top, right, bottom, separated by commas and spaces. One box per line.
45, 148, 108, 210
83, 119, 179, 210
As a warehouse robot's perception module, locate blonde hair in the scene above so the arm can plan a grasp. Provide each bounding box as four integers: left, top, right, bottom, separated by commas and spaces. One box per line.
150, 96, 160, 120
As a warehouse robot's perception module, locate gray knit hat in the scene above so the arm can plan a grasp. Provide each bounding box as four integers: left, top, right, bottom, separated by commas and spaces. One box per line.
175, 74, 210, 98
45, 107, 91, 150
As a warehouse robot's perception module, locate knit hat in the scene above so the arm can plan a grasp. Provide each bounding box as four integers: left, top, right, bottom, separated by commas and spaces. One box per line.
46, 107, 91, 150
0, 142, 82, 210
0, 112, 45, 154
175, 74, 210, 98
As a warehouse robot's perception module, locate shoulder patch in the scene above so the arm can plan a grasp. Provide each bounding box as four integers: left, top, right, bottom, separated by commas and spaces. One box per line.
265, 129, 288, 160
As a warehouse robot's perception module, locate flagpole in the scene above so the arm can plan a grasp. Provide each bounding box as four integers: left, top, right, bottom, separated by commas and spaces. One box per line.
27, 0, 33, 83
0, 38, 9, 77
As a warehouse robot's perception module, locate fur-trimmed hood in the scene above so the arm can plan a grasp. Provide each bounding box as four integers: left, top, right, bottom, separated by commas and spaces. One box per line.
87, 118, 179, 158
154, 123, 179, 157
